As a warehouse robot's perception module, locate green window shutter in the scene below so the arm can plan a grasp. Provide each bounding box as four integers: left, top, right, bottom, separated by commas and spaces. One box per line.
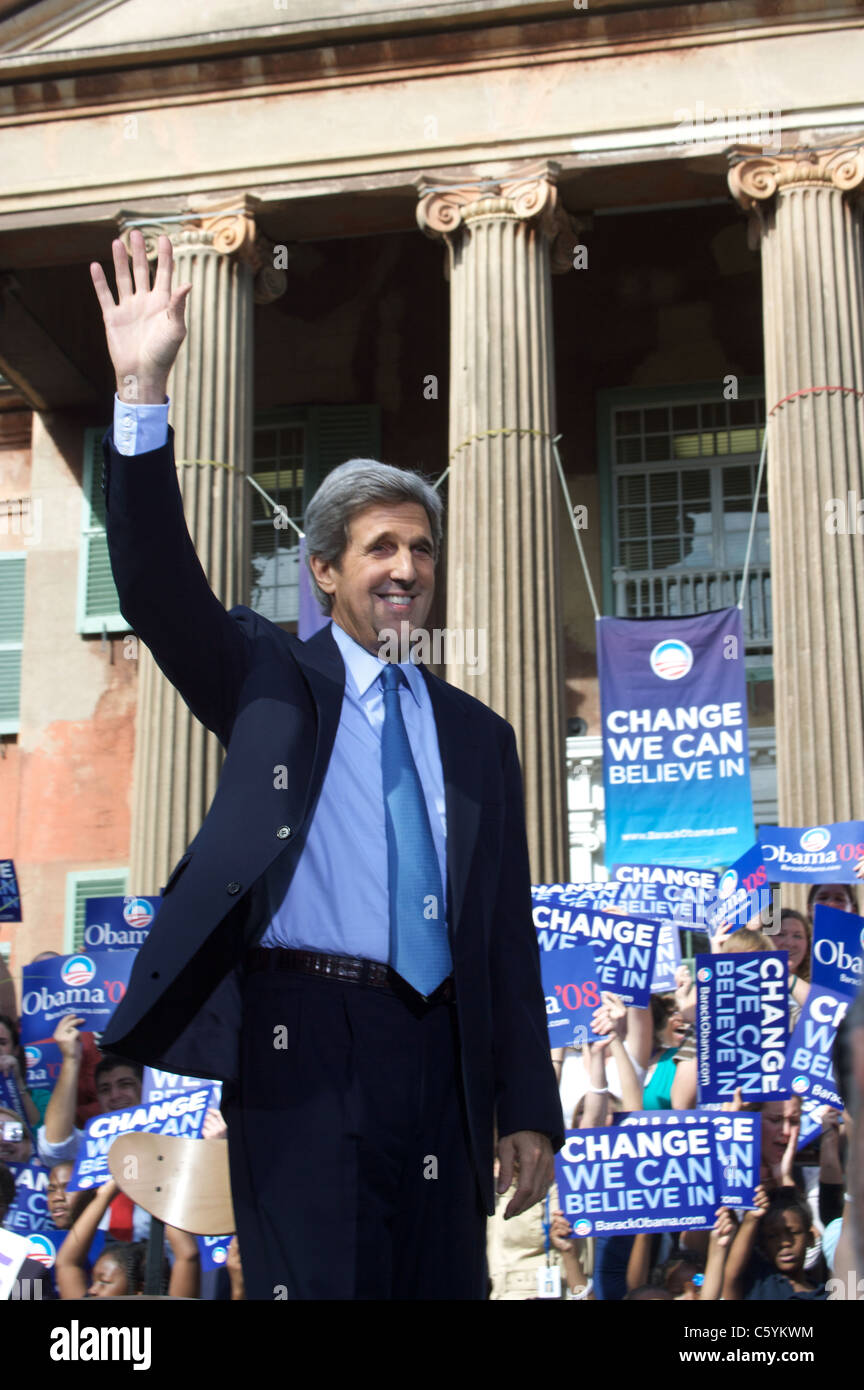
77, 427, 130, 635
304, 405, 381, 509
68, 872, 128, 953
0, 553, 25, 734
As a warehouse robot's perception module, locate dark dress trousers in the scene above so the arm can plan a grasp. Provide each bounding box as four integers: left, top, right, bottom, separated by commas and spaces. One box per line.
99, 427, 564, 1297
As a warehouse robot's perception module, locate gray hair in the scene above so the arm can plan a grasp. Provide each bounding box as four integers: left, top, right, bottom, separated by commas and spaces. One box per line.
304, 458, 444, 615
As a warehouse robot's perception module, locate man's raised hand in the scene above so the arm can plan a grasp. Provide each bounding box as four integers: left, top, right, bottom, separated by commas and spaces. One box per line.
90, 229, 192, 403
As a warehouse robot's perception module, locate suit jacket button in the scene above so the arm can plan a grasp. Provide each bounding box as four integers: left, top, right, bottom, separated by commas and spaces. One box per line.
227, 881, 241, 894
276, 826, 292, 839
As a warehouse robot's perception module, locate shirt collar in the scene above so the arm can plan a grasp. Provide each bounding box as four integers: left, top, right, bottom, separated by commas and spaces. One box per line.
330, 620, 424, 707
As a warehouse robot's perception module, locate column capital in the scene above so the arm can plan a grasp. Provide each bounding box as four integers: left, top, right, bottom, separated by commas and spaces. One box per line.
116, 194, 286, 301
728, 142, 864, 214
415, 161, 585, 271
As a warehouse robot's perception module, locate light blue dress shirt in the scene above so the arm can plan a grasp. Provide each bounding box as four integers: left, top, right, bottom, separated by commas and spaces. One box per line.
112, 397, 449, 964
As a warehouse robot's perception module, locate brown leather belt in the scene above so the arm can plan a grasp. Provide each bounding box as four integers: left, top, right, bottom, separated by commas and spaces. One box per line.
245, 946, 454, 1003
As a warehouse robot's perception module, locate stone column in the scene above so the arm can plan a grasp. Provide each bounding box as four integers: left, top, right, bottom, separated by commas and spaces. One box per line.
416, 162, 578, 881
118, 196, 286, 893
728, 144, 864, 825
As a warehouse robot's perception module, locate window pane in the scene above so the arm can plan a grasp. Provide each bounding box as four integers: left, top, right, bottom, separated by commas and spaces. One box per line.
615, 409, 641, 435
672, 404, 698, 430
648, 472, 678, 503
645, 434, 671, 462
619, 508, 647, 539
617, 437, 644, 465
651, 537, 682, 568
621, 541, 649, 570
644, 407, 668, 432
651, 504, 678, 536
618, 475, 646, 505
682, 469, 711, 500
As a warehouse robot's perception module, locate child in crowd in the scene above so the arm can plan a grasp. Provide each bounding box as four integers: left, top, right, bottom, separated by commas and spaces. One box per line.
722, 1186, 828, 1300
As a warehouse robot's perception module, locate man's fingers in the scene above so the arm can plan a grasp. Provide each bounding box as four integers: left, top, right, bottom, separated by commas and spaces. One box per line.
152, 233, 174, 298
112, 236, 134, 300
496, 1141, 514, 1196
90, 261, 117, 316
130, 228, 150, 296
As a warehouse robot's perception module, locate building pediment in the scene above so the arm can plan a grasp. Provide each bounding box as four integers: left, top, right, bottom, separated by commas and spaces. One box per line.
0, 0, 627, 64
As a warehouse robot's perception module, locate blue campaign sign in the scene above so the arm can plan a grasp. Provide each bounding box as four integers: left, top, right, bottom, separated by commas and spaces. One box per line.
704, 843, 770, 934
652, 917, 682, 995
83, 895, 160, 950
19, 951, 136, 1045
533, 888, 661, 1006
540, 945, 605, 1046
24, 1041, 63, 1093
810, 904, 864, 998
0, 859, 20, 921
197, 1234, 233, 1273
759, 822, 864, 884
556, 1111, 723, 1237
597, 609, 754, 869
142, 1067, 222, 1109
0, 1072, 29, 1121
5, 1160, 69, 1288
695, 952, 790, 1103
711, 1112, 761, 1210
779, 984, 853, 1111
67, 1086, 214, 1191
610, 864, 720, 927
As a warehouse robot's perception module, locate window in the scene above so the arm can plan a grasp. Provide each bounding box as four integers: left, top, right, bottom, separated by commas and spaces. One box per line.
77, 428, 130, 635
604, 389, 770, 662
0, 553, 25, 734
250, 405, 381, 624
64, 870, 129, 954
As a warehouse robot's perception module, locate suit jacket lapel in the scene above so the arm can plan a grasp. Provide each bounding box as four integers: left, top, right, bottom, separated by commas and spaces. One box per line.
420, 668, 481, 940
290, 623, 345, 823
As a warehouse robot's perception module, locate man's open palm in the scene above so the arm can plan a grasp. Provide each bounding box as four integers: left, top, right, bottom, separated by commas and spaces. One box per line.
90, 229, 191, 399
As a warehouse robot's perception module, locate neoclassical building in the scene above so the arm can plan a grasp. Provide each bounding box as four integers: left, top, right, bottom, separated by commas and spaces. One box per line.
1, 0, 863, 970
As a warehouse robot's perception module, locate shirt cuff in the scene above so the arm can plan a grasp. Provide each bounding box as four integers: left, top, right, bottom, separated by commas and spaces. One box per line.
113, 393, 170, 456
36, 1125, 83, 1165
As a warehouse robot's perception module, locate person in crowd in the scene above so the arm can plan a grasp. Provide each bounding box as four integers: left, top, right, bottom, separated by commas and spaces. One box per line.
775, 908, 811, 1024
38, 1014, 143, 1167
0, 1160, 56, 1300
225, 1235, 245, 1301
641, 995, 689, 1111
625, 1208, 737, 1301
46, 1160, 76, 1231
56, 1174, 200, 1298
0, 1013, 41, 1127
722, 1185, 828, 1300
807, 882, 859, 919
0, 1104, 32, 1164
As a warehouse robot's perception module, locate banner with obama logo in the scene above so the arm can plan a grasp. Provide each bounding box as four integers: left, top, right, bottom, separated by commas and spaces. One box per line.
597, 610, 754, 869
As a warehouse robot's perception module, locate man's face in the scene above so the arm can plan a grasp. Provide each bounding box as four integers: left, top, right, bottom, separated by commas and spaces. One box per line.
96, 1067, 141, 1113
811, 885, 854, 914
309, 502, 436, 656
47, 1162, 74, 1229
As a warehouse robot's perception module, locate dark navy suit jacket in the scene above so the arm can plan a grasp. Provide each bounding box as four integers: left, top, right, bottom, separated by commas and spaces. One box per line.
99, 427, 563, 1212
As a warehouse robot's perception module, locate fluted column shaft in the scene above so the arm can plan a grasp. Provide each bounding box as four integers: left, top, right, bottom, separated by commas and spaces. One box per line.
119, 197, 283, 893
417, 164, 575, 880
729, 145, 864, 824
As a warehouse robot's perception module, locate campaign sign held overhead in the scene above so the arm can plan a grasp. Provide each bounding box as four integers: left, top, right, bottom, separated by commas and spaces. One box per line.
540, 945, 605, 1047
198, 1235, 233, 1273
67, 1086, 214, 1191
19, 951, 135, 1044
24, 1041, 63, 1093
532, 887, 661, 1007
810, 904, 863, 998
597, 609, 754, 869
758, 822, 864, 884
142, 1067, 223, 1109
704, 843, 770, 935
83, 895, 160, 950
0, 859, 21, 922
779, 984, 853, 1111
555, 1110, 760, 1237
610, 863, 720, 928
695, 952, 790, 1103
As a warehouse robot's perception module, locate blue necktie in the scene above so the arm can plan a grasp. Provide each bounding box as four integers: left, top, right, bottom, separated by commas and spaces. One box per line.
380, 664, 452, 997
